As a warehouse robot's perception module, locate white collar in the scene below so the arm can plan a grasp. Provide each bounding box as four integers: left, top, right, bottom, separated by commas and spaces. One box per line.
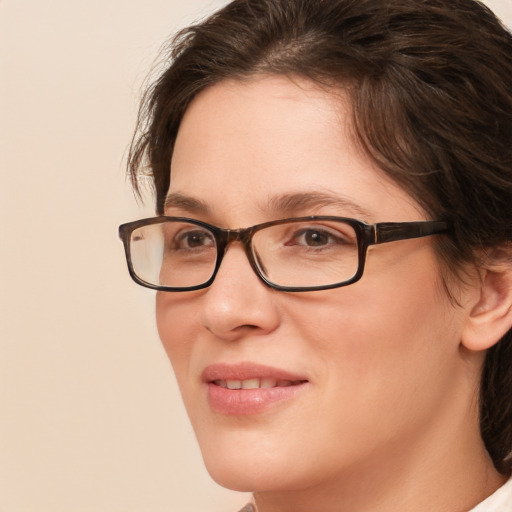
469, 477, 512, 511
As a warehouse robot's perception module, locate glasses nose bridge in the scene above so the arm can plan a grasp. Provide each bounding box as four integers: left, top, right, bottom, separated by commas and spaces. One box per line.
216, 226, 256, 267
218, 225, 254, 250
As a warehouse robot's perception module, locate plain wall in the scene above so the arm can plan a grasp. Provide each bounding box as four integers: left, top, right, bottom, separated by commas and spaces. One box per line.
1, 1, 511, 511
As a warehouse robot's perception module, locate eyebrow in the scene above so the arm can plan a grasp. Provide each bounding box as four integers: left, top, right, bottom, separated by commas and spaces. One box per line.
265, 191, 374, 220
164, 190, 374, 221
164, 192, 210, 215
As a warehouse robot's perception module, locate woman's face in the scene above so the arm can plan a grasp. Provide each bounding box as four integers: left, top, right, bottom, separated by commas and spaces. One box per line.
157, 76, 470, 492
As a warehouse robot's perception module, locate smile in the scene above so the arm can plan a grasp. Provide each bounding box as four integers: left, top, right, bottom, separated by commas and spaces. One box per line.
203, 363, 309, 415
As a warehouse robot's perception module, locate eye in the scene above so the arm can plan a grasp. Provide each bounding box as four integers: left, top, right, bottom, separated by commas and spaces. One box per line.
172, 228, 216, 250
296, 229, 332, 247
287, 227, 349, 248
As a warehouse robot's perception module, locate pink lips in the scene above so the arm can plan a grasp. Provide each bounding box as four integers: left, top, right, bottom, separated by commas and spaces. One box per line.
202, 363, 309, 415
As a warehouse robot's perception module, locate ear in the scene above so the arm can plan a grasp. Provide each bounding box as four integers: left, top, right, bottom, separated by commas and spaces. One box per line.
461, 247, 512, 352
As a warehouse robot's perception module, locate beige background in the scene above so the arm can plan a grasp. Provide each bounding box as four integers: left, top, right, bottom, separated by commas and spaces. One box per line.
1, 1, 511, 511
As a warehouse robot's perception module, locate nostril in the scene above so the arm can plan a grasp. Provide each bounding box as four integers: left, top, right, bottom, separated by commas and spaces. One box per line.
205, 323, 259, 338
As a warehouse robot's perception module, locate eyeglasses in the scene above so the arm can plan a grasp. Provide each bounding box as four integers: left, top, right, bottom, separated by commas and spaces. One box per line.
118, 216, 450, 292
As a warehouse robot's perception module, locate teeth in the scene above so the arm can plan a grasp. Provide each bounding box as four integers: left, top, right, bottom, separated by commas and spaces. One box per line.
214, 378, 295, 389
242, 378, 260, 389
260, 378, 277, 388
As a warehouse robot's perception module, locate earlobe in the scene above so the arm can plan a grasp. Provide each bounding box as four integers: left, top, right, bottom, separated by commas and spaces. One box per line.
461, 251, 512, 352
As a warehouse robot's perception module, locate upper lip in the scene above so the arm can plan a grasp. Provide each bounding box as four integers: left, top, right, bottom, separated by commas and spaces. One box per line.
201, 362, 308, 383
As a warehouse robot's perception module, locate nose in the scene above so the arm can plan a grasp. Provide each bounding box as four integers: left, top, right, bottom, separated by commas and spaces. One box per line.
198, 244, 281, 341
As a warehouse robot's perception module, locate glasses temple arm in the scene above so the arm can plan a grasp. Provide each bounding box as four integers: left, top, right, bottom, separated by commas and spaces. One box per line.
373, 221, 450, 244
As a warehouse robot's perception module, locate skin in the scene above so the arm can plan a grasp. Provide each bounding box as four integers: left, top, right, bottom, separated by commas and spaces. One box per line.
156, 75, 506, 512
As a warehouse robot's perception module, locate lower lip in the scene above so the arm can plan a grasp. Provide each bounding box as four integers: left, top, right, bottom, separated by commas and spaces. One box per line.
206, 382, 308, 415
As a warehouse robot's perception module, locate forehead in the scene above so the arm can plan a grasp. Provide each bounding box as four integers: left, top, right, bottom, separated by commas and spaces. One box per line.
169, 75, 423, 225
172, 74, 352, 179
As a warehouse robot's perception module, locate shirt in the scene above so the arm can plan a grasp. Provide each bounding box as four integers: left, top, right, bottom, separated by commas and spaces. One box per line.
469, 477, 512, 512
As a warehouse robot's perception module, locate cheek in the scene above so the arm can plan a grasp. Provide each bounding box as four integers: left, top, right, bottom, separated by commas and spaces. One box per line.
293, 248, 462, 420
155, 292, 199, 384
333, 260, 462, 416
298, 248, 450, 348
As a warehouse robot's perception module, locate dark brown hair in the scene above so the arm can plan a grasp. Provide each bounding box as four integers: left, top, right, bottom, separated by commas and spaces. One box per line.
128, 0, 512, 473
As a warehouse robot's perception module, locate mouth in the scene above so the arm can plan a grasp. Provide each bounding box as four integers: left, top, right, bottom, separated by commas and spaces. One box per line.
203, 363, 309, 415
212, 378, 306, 390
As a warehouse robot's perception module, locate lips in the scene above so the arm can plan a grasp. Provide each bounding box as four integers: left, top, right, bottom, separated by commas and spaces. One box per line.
202, 363, 309, 415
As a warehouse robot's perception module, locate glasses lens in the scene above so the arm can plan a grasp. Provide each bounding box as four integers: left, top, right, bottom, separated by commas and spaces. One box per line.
129, 220, 217, 288
252, 219, 359, 288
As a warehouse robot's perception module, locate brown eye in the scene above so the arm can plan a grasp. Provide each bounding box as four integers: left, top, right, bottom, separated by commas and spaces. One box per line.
285, 227, 350, 248
301, 230, 330, 246
174, 229, 215, 250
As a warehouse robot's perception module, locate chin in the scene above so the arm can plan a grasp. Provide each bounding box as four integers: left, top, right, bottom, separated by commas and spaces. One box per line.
206, 465, 264, 492
199, 440, 281, 490
204, 458, 299, 493
196, 430, 319, 493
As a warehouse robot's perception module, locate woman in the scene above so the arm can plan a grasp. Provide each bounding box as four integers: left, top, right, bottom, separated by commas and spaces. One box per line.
119, 0, 512, 510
